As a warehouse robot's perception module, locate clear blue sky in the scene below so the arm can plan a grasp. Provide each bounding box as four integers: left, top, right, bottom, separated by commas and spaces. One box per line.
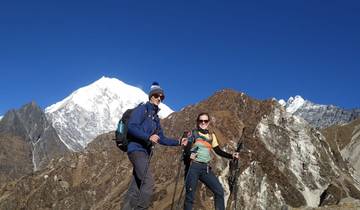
1, 0, 359, 115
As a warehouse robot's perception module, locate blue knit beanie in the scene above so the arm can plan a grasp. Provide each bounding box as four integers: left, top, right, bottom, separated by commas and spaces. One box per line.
149, 82, 165, 100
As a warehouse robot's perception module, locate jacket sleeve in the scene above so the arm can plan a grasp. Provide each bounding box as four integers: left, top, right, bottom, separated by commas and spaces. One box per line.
127, 105, 151, 142
213, 146, 233, 159
158, 126, 180, 146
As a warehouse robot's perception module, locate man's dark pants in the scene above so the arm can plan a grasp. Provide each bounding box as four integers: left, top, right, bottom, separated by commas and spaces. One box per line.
122, 151, 154, 210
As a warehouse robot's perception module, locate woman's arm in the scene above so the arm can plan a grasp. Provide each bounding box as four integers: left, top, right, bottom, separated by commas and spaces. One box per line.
213, 146, 233, 159
211, 133, 233, 159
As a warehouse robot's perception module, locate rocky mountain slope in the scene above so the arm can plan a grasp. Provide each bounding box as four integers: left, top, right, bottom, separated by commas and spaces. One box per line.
322, 118, 360, 190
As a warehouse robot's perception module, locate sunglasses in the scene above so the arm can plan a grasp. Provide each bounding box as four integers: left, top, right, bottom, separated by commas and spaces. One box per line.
198, 119, 209, 123
153, 94, 165, 101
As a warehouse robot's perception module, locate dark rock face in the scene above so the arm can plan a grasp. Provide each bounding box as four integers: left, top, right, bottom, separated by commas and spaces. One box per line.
0, 91, 359, 210
0, 102, 68, 177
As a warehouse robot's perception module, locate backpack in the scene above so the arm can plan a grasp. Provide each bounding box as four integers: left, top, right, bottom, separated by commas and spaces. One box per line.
114, 103, 146, 152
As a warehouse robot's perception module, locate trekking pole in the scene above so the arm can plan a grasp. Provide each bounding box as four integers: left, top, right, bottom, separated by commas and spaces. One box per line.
231, 157, 240, 210
170, 131, 190, 210
229, 128, 245, 210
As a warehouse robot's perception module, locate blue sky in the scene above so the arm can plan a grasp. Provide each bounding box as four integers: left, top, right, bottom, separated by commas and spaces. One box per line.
1, 0, 359, 115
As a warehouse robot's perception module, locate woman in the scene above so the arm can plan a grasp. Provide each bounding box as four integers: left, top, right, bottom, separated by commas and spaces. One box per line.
184, 112, 239, 210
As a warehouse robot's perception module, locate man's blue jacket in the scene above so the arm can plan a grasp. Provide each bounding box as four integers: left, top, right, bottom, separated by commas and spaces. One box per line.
127, 101, 179, 154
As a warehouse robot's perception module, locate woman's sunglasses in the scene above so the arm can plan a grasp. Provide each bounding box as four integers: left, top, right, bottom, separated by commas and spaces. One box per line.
198, 119, 209, 123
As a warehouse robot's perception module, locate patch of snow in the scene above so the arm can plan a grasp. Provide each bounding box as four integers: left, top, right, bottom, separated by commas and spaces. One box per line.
278, 99, 286, 107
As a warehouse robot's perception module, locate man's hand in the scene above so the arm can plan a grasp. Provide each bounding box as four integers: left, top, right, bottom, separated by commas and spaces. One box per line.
232, 152, 240, 159
149, 134, 160, 144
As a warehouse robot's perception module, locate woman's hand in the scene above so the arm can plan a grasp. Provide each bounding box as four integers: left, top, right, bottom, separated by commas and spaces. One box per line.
190, 152, 197, 160
180, 138, 188, 146
232, 152, 240, 159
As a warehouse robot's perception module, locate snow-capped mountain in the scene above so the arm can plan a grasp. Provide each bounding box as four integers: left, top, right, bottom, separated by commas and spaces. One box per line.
45, 76, 174, 151
279, 96, 360, 129
0, 115, 3, 121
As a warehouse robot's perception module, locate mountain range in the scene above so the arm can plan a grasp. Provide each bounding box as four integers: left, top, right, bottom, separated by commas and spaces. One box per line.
1, 77, 360, 209
1, 89, 360, 209
279, 96, 360, 129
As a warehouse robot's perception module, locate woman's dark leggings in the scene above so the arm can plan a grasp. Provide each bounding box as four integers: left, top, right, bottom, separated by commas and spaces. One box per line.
184, 162, 225, 210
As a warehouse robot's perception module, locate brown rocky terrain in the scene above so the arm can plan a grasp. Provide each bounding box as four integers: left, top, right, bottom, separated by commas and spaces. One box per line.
0, 134, 33, 188
0, 102, 68, 189
0, 90, 359, 210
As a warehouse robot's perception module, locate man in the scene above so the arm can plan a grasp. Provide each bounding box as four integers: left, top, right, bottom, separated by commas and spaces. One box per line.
122, 82, 186, 210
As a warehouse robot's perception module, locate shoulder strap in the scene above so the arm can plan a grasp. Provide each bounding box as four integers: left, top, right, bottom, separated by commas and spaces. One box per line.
140, 103, 148, 124
191, 129, 199, 142
133, 103, 148, 125
208, 130, 214, 141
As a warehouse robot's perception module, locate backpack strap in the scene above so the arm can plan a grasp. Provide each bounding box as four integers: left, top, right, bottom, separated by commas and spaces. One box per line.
189, 129, 200, 144
133, 102, 148, 125
208, 130, 214, 141
127, 103, 148, 141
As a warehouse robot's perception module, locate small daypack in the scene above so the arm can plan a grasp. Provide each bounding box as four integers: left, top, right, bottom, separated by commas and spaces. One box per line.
114, 103, 146, 152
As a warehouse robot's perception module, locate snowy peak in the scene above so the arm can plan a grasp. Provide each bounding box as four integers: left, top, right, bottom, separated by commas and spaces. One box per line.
45, 76, 174, 151
278, 99, 286, 107
46, 76, 173, 118
279, 95, 306, 113
46, 77, 147, 113
279, 96, 360, 129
